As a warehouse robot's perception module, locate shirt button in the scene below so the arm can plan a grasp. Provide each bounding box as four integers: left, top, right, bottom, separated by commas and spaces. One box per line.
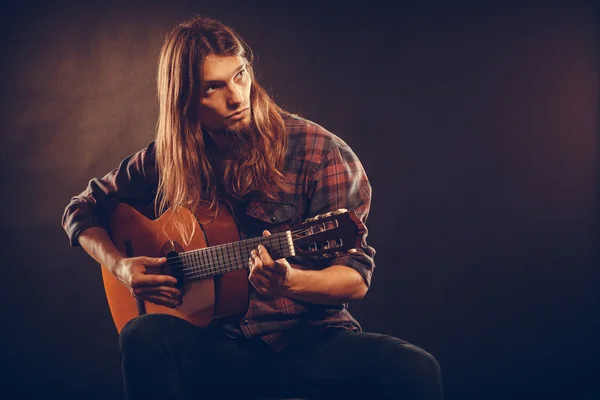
241, 319, 249, 325
270, 216, 277, 223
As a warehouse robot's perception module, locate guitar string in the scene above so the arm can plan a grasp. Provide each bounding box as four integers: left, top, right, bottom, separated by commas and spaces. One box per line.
164, 228, 300, 269
161, 225, 340, 280
179, 238, 286, 279
182, 242, 345, 282
185, 227, 310, 279
164, 225, 317, 271
167, 228, 314, 278
183, 234, 293, 281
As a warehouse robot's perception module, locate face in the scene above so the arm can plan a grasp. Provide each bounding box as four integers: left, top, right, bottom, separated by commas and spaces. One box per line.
198, 55, 252, 133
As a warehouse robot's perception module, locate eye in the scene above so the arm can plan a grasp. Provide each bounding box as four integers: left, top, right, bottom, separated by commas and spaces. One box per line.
236, 69, 246, 79
204, 84, 218, 94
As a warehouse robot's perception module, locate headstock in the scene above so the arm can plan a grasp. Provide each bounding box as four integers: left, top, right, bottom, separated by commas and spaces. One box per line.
292, 209, 365, 260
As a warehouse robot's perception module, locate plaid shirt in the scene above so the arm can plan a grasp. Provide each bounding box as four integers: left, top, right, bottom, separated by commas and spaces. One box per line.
62, 113, 375, 352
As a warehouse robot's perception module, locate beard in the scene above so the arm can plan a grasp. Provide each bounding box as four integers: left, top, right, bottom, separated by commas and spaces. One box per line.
218, 117, 259, 160
205, 117, 263, 198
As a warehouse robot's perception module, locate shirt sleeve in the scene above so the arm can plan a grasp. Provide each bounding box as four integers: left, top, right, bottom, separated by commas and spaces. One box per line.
61, 142, 159, 247
307, 144, 376, 287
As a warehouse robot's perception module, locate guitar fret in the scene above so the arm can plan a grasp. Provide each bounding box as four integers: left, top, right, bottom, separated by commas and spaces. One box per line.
220, 244, 227, 274
212, 247, 218, 275
189, 250, 197, 275
265, 236, 271, 256
231, 242, 239, 271
221, 244, 227, 273
220, 244, 226, 274
197, 249, 203, 278
241, 240, 248, 267
189, 250, 195, 272
178, 253, 185, 272
231, 242, 239, 272
212, 246, 219, 275
219, 244, 226, 274
182, 252, 189, 273
224, 243, 230, 273
198, 249, 205, 277
183, 254, 194, 271
247, 239, 254, 260
212, 246, 218, 274
206, 247, 215, 271
186, 252, 194, 272
207, 247, 213, 276
182, 231, 293, 280
269, 236, 276, 258
225, 244, 231, 272
229, 242, 237, 272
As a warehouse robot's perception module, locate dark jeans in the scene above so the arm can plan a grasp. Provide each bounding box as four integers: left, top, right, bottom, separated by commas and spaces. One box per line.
119, 314, 444, 400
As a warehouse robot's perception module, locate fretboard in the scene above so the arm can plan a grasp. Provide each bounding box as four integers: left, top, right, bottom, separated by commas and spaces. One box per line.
177, 231, 295, 281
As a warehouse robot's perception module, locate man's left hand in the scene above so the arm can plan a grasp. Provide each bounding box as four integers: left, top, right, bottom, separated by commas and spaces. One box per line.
248, 230, 294, 296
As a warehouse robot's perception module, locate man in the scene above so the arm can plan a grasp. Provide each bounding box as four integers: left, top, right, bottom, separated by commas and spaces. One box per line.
62, 15, 444, 400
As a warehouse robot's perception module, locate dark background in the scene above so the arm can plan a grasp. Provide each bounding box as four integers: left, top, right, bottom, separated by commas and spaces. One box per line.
0, 1, 597, 399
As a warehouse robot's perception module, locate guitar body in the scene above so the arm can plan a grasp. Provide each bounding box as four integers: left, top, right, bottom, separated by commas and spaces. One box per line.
101, 203, 249, 333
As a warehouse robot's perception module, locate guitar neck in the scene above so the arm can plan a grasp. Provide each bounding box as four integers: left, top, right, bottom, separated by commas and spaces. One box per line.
177, 231, 295, 280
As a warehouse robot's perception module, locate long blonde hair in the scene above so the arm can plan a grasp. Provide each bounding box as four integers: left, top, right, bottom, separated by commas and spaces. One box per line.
154, 16, 288, 239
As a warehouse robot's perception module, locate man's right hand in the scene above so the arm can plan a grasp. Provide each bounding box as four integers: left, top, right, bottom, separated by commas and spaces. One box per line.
112, 256, 182, 308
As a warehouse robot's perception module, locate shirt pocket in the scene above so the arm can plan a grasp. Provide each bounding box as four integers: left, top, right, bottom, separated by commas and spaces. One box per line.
246, 200, 295, 227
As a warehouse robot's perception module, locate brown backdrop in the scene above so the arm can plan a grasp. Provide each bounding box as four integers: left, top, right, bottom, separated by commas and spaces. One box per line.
0, 1, 597, 399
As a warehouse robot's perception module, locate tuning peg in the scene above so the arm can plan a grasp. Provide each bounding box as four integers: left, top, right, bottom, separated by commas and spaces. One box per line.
305, 208, 349, 223
304, 215, 320, 223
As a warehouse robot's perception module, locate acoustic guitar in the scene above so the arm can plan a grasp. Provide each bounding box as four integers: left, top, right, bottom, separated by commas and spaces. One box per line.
101, 202, 365, 333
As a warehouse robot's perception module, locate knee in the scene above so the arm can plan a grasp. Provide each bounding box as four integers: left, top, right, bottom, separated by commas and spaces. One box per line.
380, 340, 442, 387
404, 345, 441, 382
385, 343, 444, 400
118, 314, 178, 354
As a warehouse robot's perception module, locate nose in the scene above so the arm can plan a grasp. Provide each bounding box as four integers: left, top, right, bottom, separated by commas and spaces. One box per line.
227, 84, 244, 108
